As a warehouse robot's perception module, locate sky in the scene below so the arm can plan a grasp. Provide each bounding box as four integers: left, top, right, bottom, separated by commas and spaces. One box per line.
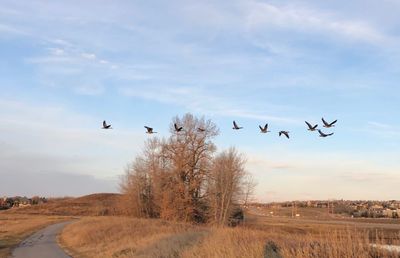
1, 0, 400, 201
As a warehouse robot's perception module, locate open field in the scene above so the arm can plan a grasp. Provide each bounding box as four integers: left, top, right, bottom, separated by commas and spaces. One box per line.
0, 214, 69, 257
3, 194, 400, 257
4, 193, 123, 216
60, 216, 208, 258
60, 215, 400, 258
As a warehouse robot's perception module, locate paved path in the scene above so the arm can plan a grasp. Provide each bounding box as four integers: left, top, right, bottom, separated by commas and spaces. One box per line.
11, 221, 72, 258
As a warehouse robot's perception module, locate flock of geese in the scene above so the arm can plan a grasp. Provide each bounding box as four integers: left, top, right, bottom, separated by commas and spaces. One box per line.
102, 118, 337, 139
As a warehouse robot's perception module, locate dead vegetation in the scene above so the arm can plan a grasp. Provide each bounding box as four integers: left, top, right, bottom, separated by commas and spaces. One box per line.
60, 217, 208, 258
4, 193, 124, 216
120, 114, 254, 225
60, 216, 400, 258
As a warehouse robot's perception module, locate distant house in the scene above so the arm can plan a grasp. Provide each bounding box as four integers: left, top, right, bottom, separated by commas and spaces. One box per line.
12, 196, 32, 208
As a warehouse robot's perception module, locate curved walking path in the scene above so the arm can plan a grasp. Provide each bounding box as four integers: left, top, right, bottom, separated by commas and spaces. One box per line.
11, 221, 73, 258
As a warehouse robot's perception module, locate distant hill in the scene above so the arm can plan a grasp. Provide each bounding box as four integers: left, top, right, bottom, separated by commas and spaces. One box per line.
4, 193, 125, 216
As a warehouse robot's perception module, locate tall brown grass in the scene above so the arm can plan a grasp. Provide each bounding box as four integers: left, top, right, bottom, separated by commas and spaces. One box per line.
60, 216, 400, 258
60, 217, 208, 258
5, 193, 124, 216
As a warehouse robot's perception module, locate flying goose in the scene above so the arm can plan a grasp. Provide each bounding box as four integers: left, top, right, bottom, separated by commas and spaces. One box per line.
174, 123, 183, 132
279, 131, 290, 139
305, 121, 318, 131
318, 129, 333, 137
197, 128, 206, 132
322, 118, 337, 128
259, 123, 270, 133
144, 126, 157, 134
232, 121, 243, 130
102, 120, 112, 129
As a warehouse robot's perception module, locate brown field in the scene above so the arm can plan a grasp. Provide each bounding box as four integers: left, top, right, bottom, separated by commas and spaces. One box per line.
3, 194, 400, 257
60, 215, 400, 258
4, 193, 123, 216
0, 213, 69, 257
249, 205, 400, 224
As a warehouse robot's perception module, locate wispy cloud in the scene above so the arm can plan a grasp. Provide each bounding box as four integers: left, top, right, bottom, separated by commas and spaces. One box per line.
120, 85, 299, 124
0, 98, 144, 178
364, 121, 400, 138
242, 2, 388, 45
0, 23, 27, 36
1, 1, 400, 200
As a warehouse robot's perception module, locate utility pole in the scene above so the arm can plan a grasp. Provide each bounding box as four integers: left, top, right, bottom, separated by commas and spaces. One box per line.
292, 201, 297, 218
328, 201, 335, 216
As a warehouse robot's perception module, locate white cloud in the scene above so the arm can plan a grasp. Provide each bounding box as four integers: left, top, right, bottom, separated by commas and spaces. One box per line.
241, 1, 388, 45
49, 48, 65, 56
81, 52, 96, 59
74, 84, 105, 95
363, 121, 400, 138
0, 98, 144, 181
120, 85, 299, 124
0, 23, 27, 36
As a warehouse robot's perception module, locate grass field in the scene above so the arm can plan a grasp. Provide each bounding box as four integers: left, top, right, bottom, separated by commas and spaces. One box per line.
0, 214, 68, 257
60, 215, 400, 258
3, 194, 400, 257
4, 193, 123, 216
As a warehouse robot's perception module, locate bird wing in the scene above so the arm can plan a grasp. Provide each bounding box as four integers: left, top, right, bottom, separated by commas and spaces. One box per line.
312, 124, 318, 129
305, 121, 312, 129
322, 118, 329, 126
284, 132, 289, 138
318, 130, 326, 137
174, 123, 179, 130
233, 121, 238, 128
265, 123, 268, 130
330, 120, 338, 126
103, 120, 107, 127
144, 126, 153, 132
259, 125, 263, 131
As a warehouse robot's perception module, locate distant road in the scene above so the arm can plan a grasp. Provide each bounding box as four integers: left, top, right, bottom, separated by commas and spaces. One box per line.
11, 221, 72, 258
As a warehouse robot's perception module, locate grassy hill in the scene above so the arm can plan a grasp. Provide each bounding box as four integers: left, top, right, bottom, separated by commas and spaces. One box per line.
4, 193, 124, 216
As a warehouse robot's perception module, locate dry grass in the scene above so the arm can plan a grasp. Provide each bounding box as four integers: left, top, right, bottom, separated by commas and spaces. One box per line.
60, 217, 208, 258
4, 193, 123, 216
61, 216, 400, 258
0, 213, 68, 257
184, 227, 400, 258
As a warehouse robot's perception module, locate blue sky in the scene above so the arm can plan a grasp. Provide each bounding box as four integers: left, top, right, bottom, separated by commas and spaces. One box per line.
1, 0, 400, 201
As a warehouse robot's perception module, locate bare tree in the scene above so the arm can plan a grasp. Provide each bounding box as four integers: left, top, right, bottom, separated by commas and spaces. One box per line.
242, 173, 258, 206
160, 114, 219, 222
120, 114, 255, 226
120, 138, 165, 218
207, 147, 247, 226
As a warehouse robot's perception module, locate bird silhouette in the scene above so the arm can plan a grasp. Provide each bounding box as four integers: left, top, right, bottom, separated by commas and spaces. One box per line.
102, 120, 112, 129
144, 126, 157, 134
322, 118, 337, 128
305, 121, 318, 131
318, 129, 333, 137
232, 121, 243, 130
174, 123, 183, 132
279, 131, 290, 139
259, 123, 270, 133
197, 128, 206, 132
